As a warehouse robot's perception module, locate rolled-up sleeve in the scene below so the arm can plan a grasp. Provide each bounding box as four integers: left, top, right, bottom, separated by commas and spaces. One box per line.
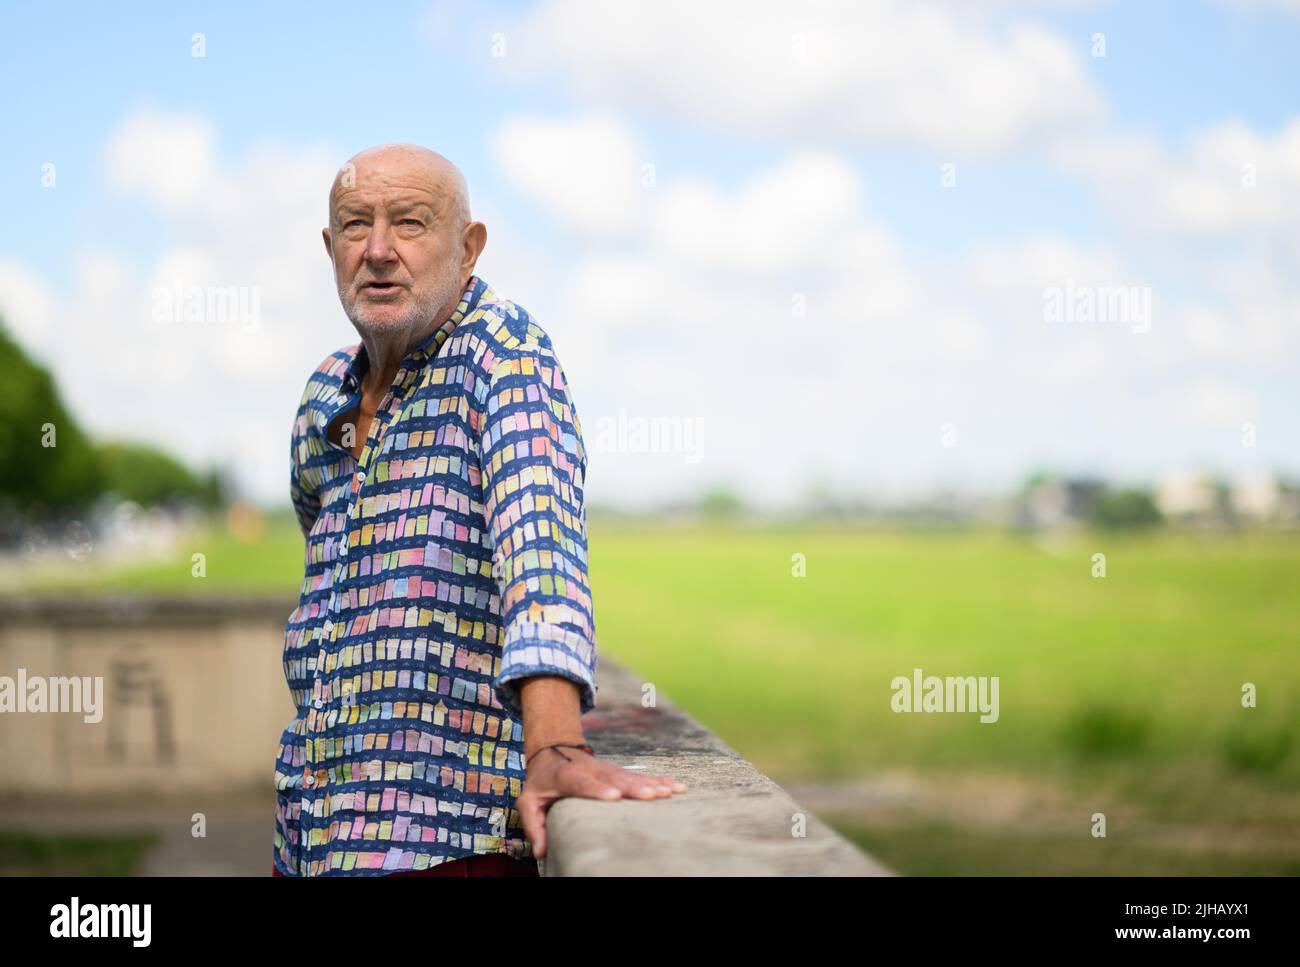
480, 347, 598, 718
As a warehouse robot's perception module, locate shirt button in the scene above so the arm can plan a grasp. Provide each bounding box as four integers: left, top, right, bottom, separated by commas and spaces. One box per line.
312, 698, 323, 710
304, 773, 315, 787
324, 620, 333, 635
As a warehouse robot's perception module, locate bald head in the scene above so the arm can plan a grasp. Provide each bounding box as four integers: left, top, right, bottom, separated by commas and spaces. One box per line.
329, 143, 470, 233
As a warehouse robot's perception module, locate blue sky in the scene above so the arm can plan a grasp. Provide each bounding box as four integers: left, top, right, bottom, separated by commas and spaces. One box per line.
2, 0, 1298, 509
6, 0, 1298, 266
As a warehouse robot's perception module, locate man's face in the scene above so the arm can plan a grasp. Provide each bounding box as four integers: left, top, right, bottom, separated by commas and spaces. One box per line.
324, 153, 465, 337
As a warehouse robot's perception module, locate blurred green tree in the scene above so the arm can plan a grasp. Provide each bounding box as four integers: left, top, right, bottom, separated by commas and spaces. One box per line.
96, 440, 223, 509
1088, 487, 1162, 530
0, 318, 106, 513
698, 485, 746, 519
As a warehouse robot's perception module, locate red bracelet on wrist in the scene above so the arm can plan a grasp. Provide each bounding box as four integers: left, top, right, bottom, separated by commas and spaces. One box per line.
527, 742, 594, 765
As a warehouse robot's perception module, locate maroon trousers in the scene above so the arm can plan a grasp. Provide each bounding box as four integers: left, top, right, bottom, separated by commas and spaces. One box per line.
273, 854, 538, 877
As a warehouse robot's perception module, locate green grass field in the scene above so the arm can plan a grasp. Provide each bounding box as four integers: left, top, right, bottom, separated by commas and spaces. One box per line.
17, 513, 1300, 874
0, 831, 159, 877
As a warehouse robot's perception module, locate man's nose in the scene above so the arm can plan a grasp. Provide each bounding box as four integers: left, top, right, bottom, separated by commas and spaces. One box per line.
363, 222, 398, 265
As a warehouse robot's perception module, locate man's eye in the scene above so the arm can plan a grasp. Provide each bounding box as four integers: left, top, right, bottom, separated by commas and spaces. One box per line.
344, 219, 365, 229
399, 219, 422, 226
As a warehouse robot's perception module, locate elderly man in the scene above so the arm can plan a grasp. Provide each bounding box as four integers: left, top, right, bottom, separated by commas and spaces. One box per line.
273, 144, 686, 877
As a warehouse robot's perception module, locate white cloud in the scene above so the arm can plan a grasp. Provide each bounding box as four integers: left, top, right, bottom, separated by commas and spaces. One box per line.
1053, 118, 1300, 237
1162, 379, 1259, 428
654, 153, 865, 273
105, 108, 219, 212
490, 115, 649, 235
967, 235, 1126, 293
496, 0, 1106, 154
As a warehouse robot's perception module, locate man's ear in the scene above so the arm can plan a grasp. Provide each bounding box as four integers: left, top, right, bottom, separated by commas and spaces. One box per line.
322, 227, 333, 261
461, 221, 487, 276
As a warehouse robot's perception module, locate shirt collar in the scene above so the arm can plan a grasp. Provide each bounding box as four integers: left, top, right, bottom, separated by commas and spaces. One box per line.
341, 274, 488, 394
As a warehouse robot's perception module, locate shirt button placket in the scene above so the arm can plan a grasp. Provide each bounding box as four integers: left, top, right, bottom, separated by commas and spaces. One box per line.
314, 427, 365, 875
308, 370, 403, 876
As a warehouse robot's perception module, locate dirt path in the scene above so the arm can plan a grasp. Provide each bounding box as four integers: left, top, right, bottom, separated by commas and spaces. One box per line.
780, 769, 1296, 859
0, 788, 275, 876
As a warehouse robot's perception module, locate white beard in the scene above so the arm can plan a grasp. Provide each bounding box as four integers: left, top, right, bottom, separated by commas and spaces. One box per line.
340, 258, 463, 337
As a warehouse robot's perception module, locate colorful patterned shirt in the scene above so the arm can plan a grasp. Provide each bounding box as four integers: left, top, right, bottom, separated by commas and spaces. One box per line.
274, 274, 599, 876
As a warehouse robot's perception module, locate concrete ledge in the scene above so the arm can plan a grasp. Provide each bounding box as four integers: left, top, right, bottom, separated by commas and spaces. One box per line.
545, 660, 894, 876
0, 594, 293, 628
